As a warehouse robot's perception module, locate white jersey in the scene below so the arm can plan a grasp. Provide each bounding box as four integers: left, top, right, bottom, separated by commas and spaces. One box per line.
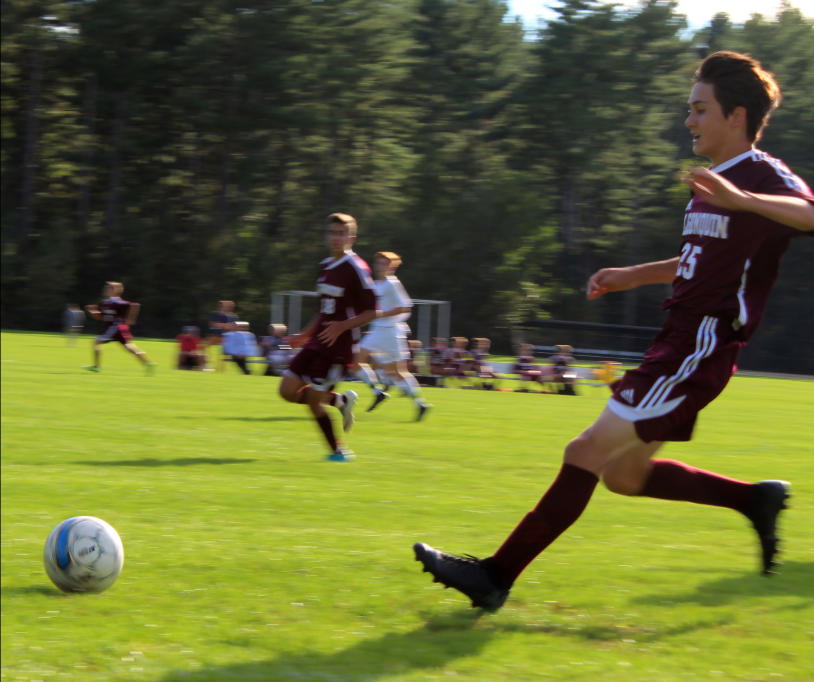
369, 276, 412, 329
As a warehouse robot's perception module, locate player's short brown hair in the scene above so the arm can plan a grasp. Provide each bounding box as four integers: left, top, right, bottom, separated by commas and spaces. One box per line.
694, 51, 781, 143
105, 281, 123, 293
326, 213, 357, 237
374, 251, 402, 268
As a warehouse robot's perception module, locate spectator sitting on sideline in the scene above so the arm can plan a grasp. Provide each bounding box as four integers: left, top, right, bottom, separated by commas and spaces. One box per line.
177, 326, 205, 370
223, 321, 257, 375
260, 324, 294, 376
63, 303, 85, 346
548, 344, 577, 395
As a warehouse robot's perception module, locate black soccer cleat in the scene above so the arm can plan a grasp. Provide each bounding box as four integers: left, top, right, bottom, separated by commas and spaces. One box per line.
367, 391, 390, 412
416, 403, 432, 422
746, 480, 791, 576
413, 542, 510, 611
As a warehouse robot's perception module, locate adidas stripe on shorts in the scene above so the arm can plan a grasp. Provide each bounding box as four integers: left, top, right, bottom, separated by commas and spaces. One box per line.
607, 310, 743, 443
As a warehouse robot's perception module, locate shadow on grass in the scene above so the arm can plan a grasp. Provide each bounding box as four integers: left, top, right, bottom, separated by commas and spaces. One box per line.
218, 416, 310, 423
74, 457, 258, 467
3, 585, 67, 597
630, 561, 814, 608
161, 611, 492, 682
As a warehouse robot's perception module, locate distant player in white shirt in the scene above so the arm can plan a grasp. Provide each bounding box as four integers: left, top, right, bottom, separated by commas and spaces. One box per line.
353, 252, 431, 421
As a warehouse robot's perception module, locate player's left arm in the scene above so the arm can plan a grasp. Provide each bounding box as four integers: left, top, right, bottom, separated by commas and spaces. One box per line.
127, 303, 140, 325
683, 167, 814, 232
379, 279, 413, 318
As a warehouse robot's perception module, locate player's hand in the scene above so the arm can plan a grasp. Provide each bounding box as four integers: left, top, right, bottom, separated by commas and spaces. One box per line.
586, 267, 636, 300
318, 320, 348, 347
284, 334, 307, 348
681, 167, 749, 211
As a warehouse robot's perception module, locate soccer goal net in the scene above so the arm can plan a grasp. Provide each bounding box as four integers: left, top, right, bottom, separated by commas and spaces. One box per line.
270, 291, 451, 348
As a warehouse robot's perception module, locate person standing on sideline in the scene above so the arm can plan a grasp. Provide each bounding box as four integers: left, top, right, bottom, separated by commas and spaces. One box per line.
63, 304, 84, 346
207, 301, 238, 371
413, 51, 813, 611
84, 282, 155, 374
278, 214, 378, 461
353, 252, 431, 421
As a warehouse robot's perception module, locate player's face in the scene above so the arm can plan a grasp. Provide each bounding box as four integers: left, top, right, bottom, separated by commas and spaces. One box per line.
374, 257, 391, 280
326, 224, 353, 257
686, 82, 741, 162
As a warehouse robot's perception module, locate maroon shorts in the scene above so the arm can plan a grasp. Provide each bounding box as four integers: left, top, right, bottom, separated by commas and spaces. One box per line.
96, 324, 133, 345
608, 310, 743, 443
285, 348, 349, 392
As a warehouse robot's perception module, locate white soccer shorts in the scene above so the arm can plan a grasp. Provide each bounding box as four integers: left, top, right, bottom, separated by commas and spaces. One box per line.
358, 326, 410, 364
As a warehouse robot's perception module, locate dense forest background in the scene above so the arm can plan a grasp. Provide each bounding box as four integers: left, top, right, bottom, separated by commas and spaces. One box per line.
2, 0, 812, 372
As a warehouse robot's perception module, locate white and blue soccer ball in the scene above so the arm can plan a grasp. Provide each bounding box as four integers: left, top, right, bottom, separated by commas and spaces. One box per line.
43, 516, 124, 593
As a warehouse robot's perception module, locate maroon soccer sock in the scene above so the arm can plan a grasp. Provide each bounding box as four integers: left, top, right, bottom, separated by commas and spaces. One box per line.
314, 414, 338, 452
490, 463, 599, 585
638, 459, 753, 515
328, 392, 345, 409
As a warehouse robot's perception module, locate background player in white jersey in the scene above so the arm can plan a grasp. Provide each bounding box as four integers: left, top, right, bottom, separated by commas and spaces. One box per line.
353, 252, 431, 421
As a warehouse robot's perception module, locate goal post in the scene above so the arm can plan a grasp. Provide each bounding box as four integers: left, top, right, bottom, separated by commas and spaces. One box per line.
270, 291, 450, 347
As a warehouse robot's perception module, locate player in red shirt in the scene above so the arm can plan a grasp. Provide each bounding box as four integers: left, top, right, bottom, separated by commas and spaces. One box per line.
413, 51, 814, 610
84, 282, 155, 373
279, 214, 378, 461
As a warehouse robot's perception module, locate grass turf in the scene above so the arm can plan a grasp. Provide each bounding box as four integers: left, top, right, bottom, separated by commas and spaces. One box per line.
2, 331, 813, 682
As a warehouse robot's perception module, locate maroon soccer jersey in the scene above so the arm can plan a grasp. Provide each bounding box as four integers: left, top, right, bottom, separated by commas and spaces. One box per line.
303, 252, 376, 361
663, 149, 814, 340
98, 297, 131, 331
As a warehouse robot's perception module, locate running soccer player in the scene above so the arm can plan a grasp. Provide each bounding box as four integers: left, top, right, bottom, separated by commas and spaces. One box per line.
353, 252, 431, 421
413, 51, 814, 610
279, 214, 378, 461
84, 282, 155, 373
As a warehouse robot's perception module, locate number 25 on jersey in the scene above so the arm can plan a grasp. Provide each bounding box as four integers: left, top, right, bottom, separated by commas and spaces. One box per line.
677, 244, 702, 280
320, 297, 336, 315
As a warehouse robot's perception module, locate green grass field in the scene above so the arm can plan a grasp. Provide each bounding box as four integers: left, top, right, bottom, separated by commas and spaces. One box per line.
2, 331, 813, 682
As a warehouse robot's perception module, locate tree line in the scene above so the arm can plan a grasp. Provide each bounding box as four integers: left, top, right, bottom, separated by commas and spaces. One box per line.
1, 0, 812, 372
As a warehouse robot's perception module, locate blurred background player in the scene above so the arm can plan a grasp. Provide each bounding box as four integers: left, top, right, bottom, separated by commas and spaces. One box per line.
207, 301, 238, 371
62, 303, 84, 346
260, 324, 294, 377
176, 326, 204, 370
514, 343, 542, 392
548, 344, 577, 395
471, 338, 498, 390
446, 337, 472, 388
428, 338, 448, 376
223, 321, 257, 375
353, 252, 431, 420
84, 282, 154, 373
279, 213, 377, 461
407, 339, 423, 375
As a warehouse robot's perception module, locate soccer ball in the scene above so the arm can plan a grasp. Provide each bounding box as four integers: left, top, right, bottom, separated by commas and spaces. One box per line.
43, 516, 124, 593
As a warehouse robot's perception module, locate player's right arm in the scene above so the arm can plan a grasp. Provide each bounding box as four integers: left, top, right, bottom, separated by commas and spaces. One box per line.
286, 314, 320, 348
85, 304, 103, 320
127, 303, 140, 325
587, 257, 679, 300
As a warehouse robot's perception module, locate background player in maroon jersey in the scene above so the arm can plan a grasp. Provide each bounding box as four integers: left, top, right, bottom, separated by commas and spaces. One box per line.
84, 282, 155, 373
413, 51, 814, 611
279, 214, 377, 462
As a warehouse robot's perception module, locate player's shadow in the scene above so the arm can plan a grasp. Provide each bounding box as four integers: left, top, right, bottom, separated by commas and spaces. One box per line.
630, 561, 814, 608
74, 457, 258, 467
218, 416, 310, 422
160, 611, 492, 682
